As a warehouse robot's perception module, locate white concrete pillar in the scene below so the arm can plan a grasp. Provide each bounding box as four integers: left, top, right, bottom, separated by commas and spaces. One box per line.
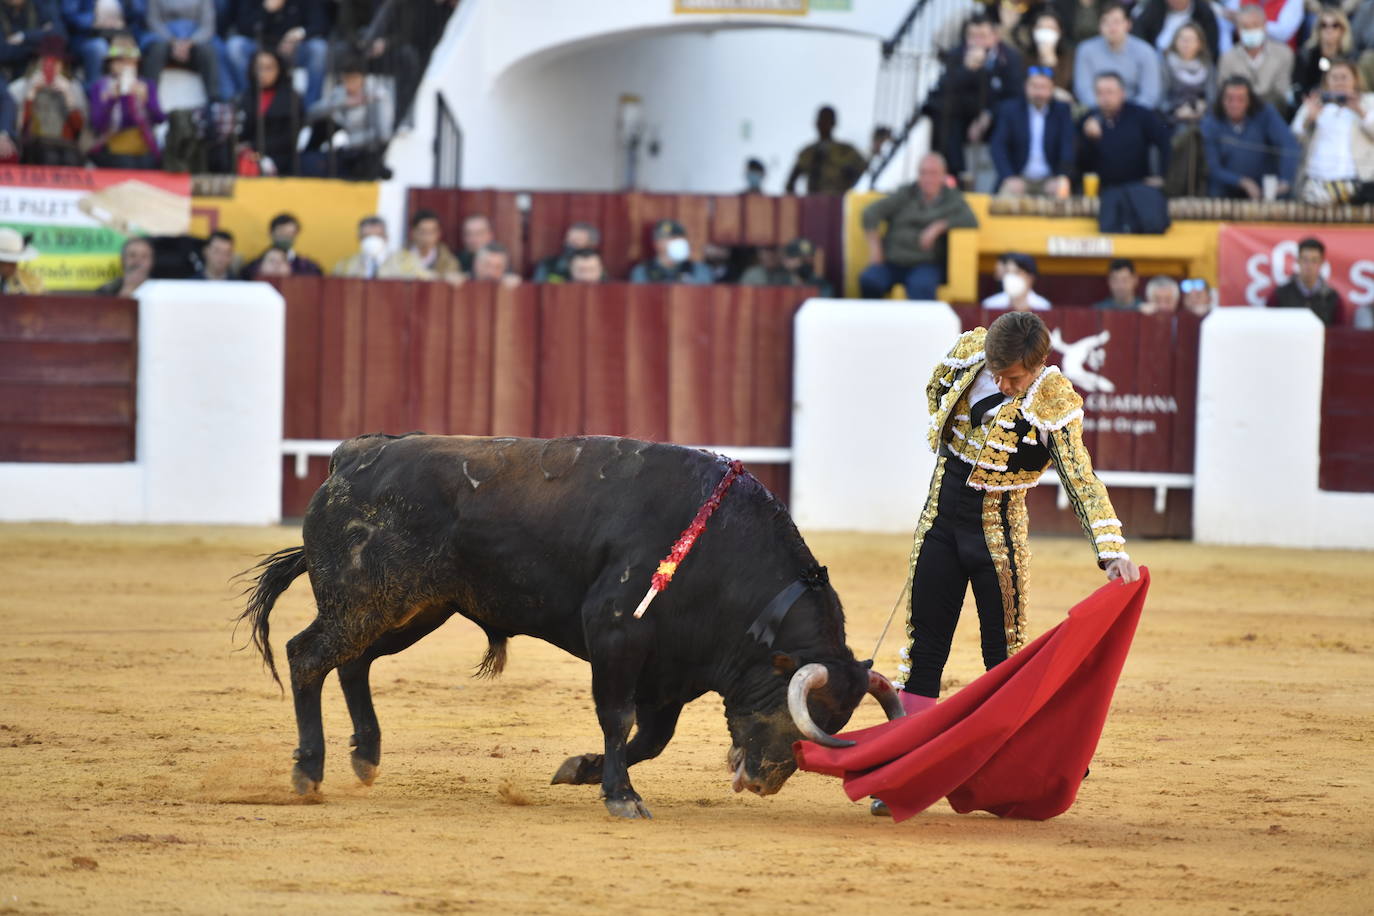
791, 299, 961, 532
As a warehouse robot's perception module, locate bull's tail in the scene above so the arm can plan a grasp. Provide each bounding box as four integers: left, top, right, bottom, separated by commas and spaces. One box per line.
236, 545, 308, 689
473, 624, 509, 680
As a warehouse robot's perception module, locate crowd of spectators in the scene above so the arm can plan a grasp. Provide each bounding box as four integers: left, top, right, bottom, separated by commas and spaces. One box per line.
0, 0, 456, 176
919, 1, 1374, 204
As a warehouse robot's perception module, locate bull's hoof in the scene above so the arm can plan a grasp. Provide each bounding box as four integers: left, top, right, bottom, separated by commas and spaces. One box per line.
603, 797, 653, 819
351, 752, 379, 786
291, 764, 321, 795
551, 753, 604, 786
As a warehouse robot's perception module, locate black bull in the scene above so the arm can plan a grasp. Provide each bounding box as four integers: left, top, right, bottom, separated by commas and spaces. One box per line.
239, 433, 900, 818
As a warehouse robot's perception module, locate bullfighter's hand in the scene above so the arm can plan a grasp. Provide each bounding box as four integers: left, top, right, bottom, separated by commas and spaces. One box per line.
1105, 557, 1139, 584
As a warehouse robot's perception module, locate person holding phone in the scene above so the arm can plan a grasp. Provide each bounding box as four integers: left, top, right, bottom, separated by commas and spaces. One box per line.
1291, 60, 1374, 204
88, 32, 164, 169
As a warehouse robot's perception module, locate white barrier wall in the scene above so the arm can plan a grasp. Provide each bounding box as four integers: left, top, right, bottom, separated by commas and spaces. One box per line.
0, 281, 286, 525
791, 300, 961, 532
1194, 309, 1374, 549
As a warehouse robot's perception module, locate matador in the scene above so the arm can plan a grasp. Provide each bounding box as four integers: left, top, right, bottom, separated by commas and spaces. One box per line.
893, 311, 1140, 709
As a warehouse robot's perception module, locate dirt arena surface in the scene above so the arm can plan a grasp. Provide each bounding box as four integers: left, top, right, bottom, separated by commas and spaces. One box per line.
1, 523, 1370, 914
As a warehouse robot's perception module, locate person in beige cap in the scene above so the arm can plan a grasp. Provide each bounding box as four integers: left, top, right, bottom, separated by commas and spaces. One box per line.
0, 227, 44, 294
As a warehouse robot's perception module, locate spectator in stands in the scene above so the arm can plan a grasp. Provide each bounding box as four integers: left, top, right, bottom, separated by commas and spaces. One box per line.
1201, 75, 1300, 197
1017, 10, 1076, 100
1141, 275, 1181, 313
227, 0, 328, 108
17, 33, 84, 165
1160, 23, 1217, 128
1079, 72, 1172, 190
236, 48, 301, 176
0, 225, 42, 293
1218, 5, 1295, 115
629, 219, 713, 284
62, 0, 146, 90
0, 0, 65, 84
740, 237, 831, 295
859, 152, 978, 300
983, 252, 1051, 310
533, 222, 599, 283
989, 65, 1075, 196
744, 157, 767, 193
1180, 277, 1213, 316
142, 0, 222, 102
739, 243, 785, 286
1074, 4, 1162, 109
333, 0, 452, 124
471, 242, 522, 289
1254, 0, 1304, 47
305, 53, 392, 180
1292, 9, 1353, 103
923, 14, 1024, 185
407, 207, 463, 282
241, 212, 322, 278
457, 213, 493, 274
1355, 3, 1374, 98
88, 33, 164, 169
251, 244, 291, 278
332, 214, 425, 279
1133, 0, 1221, 59
784, 105, 868, 194
196, 228, 236, 280
1266, 236, 1343, 324
1095, 257, 1145, 309
0, 78, 17, 160
567, 249, 606, 284
95, 235, 153, 296
1290, 60, 1374, 204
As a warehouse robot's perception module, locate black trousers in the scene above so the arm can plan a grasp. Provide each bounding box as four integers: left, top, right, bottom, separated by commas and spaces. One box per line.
905, 467, 1016, 698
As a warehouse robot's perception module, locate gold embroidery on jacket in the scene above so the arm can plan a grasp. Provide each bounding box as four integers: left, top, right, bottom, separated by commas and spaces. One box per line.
894, 456, 947, 688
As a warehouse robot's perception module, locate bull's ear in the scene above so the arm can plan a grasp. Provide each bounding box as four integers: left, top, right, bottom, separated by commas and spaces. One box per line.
771, 652, 799, 676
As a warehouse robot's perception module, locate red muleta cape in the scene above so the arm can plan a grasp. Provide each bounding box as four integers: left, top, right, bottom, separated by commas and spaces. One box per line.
795, 568, 1150, 822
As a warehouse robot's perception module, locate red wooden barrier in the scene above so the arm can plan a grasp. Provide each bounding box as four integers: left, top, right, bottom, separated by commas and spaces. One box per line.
0, 295, 137, 463
279, 279, 809, 516
404, 188, 847, 293
1320, 329, 1374, 493
952, 307, 1200, 539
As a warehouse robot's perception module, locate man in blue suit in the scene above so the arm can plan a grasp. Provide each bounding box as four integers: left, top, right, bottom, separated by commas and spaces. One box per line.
988, 66, 1076, 196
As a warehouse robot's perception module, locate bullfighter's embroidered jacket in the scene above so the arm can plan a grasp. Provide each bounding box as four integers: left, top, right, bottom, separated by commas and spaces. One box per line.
926, 327, 1128, 567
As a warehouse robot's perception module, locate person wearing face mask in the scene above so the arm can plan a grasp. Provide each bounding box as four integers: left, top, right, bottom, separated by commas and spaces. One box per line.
332, 215, 424, 279
982, 252, 1052, 310
1015, 11, 1076, 100
240, 212, 322, 279
629, 220, 713, 284
743, 157, 767, 194
874, 311, 1136, 800
1217, 4, 1295, 115
533, 222, 600, 283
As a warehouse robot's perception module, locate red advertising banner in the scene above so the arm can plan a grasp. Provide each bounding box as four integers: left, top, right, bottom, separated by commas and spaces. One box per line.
1217, 224, 1374, 324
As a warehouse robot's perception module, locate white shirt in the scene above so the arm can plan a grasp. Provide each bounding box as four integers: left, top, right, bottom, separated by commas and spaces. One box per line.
1156, 8, 1194, 53
1023, 103, 1051, 180
967, 368, 1009, 420
1303, 104, 1359, 181
982, 290, 1052, 310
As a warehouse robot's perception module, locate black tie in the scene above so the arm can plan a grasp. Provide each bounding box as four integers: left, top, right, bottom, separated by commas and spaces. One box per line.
970, 392, 1005, 427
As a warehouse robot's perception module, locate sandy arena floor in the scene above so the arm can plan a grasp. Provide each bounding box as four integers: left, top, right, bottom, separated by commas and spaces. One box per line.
0, 523, 1370, 914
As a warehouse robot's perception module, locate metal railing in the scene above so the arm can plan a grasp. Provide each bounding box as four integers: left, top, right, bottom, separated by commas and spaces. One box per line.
867, 0, 972, 187
433, 93, 462, 187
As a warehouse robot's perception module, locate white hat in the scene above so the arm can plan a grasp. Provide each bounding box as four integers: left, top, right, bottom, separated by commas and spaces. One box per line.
0, 227, 38, 263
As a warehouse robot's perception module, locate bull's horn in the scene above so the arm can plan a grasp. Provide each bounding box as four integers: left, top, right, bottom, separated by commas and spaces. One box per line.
787, 663, 855, 749
867, 670, 906, 720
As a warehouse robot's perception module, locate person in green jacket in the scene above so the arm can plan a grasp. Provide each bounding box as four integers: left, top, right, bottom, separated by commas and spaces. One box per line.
859, 152, 979, 300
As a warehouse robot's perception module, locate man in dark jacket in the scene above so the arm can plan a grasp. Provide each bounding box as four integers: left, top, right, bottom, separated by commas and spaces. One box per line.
1132, 0, 1220, 60
1267, 237, 1344, 326
1200, 75, 1300, 199
0, 0, 66, 81
1078, 71, 1171, 189
923, 13, 1023, 182
227, 0, 328, 106
989, 65, 1075, 196
240, 212, 323, 279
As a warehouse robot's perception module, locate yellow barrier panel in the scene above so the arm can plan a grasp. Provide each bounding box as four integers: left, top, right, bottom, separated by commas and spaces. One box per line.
191, 177, 383, 275
843, 190, 1221, 302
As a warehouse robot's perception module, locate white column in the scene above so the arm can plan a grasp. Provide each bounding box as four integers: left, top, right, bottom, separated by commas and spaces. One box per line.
136, 281, 285, 524
791, 299, 961, 532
